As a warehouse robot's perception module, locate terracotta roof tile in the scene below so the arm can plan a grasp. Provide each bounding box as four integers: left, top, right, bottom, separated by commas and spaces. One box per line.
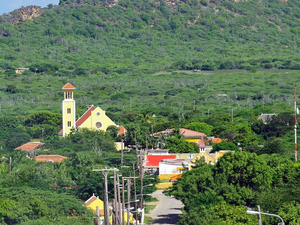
76, 105, 96, 127
151, 128, 207, 138
179, 128, 206, 138
118, 126, 127, 136
35, 155, 68, 163
212, 138, 223, 144
14, 142, 44, 152
145, 155, 176, 167
62, 83, 76, 90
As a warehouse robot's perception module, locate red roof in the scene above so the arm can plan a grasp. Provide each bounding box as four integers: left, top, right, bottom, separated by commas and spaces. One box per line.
145, 155, 176, 167
151, 128, 206, 138
62, 83, 76, 90
35, 155, 68, 162
14, 142, 44, 152
212, 138, 223, 144
118, 126, 127, 136
179, 128, 206, 138
76, 105, 96, 127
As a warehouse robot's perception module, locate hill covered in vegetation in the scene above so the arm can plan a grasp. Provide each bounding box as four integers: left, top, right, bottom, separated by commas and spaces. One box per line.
1, 0, 300, 75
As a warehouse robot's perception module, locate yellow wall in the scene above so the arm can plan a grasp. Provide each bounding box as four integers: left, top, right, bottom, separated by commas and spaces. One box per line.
185, 138, 201, 143
87, 199, 104, 211
190, 152, 215, 164
62, 100, 75, 137
80, 107, 116, 131
115, 142, 124, 151
158, 174, 175, 181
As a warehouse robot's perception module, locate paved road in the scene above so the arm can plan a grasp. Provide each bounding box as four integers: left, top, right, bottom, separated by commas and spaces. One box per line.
149, 190, 184, 225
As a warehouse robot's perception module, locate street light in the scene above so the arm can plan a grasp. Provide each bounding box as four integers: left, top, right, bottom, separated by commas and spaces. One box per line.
142, 184, 153, 188
246, 210, 285, 225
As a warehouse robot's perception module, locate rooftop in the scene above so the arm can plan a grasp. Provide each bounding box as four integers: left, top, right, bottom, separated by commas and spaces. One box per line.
14, 142, 44, 152
35, 155, 68, 163
62, 83, 76, 90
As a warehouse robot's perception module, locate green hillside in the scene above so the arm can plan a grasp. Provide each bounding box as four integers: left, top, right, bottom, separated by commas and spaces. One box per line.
1, 0, 300, 74
1, 1, 300, 224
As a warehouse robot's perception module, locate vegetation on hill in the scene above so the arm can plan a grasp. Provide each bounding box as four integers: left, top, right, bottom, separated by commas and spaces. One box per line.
1, 0, 300, 74
1, 0, 300, 223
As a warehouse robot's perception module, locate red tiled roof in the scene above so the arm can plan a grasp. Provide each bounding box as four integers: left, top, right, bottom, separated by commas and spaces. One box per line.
179, 128, 206, 138
145, 155, 176, 167
35, 155, 68, 163
151, 128, 207, 138
76, 105, 96, 127
62, 83, 76, 90
118, 126, 127, 136
58, 129, 63, 135
14, 142, 44, 152
212, 138, 223, 144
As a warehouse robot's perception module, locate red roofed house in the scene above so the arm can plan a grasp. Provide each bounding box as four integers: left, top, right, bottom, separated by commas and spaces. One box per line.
14, 142, 44, 158
151, 128, 206, 145
60, 83, 126, 139
35, 155, 68, 163
144, 155, 176, 174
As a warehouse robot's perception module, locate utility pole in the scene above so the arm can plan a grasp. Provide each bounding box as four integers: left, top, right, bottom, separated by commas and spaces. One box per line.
257, 205, 262, 225
122, 177, 125, 225
102, 177, 109, 225
113, 170, 118, 225
133, 164, 138, 225
93, 168, 119, 225
139, 151, 144, 223
127, 179, 131, 225
121, 139, 124, 168
117, 174, 122, 225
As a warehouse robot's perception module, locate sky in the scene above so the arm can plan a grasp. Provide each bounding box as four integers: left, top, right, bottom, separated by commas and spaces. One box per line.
0, 0, 60, 15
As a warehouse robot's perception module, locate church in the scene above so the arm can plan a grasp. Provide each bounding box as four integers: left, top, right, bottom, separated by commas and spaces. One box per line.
58, 83, 125, 138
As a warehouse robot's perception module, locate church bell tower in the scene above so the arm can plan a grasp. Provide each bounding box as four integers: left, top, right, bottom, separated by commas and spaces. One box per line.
62, 83, 76, 137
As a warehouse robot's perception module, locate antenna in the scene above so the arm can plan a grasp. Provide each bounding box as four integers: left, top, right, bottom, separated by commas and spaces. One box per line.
295, 85, 297, 161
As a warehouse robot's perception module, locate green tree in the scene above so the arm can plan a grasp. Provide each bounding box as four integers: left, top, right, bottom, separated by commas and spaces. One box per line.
211, 141, 239, 152
165, 137, 198, 153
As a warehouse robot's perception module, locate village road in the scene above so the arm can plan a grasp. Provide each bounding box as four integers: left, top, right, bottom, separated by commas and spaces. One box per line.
149, 190, 184, 225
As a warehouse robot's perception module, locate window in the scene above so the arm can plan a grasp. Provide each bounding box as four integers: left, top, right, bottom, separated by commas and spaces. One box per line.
96, 112, 101, 116
66, 91, 72, 99
95, 121, 102, 129
67, 108, 71, 114
67, 121, 71, 127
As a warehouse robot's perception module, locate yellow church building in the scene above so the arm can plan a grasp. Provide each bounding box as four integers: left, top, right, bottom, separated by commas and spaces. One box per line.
59, 83, 124, 138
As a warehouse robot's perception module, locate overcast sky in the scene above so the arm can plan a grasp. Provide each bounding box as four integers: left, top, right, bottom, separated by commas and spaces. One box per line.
0, 0, 60, 15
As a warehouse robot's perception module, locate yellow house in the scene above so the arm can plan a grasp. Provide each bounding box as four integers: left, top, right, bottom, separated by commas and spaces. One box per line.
59, 83, 125, 137
84, 194, 134, 224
